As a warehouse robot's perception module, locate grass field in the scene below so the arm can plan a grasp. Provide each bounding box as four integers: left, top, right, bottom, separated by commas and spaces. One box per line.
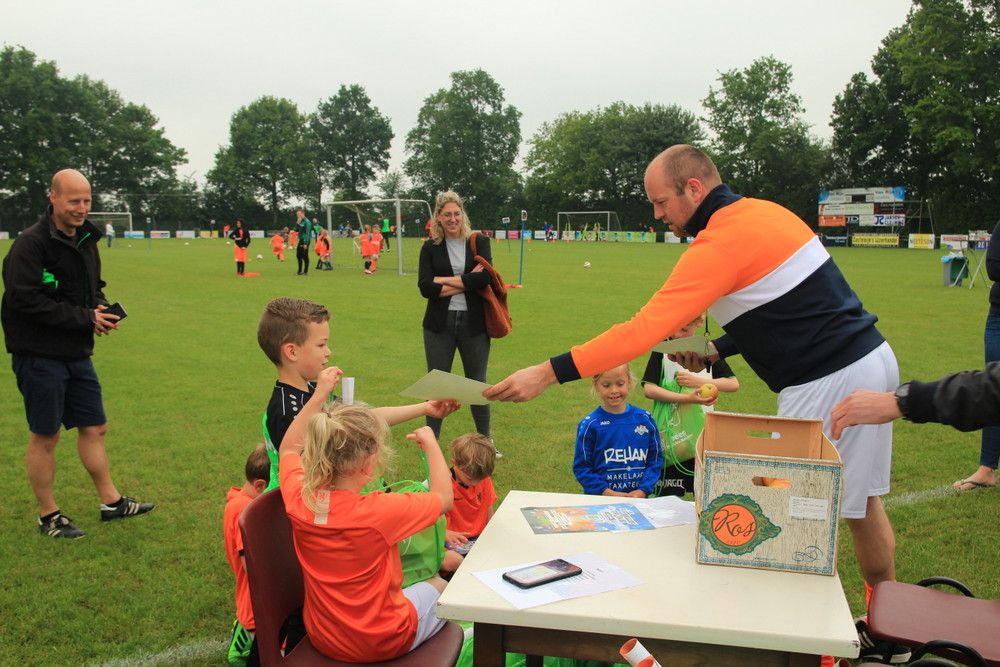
0, 235, 996, 666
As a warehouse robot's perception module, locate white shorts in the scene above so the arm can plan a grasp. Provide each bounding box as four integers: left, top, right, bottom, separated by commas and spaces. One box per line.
778, 341, 899, 519
403, 581, 447, 651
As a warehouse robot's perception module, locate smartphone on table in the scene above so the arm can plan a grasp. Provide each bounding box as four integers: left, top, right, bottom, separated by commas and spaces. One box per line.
502, 558, 583, 589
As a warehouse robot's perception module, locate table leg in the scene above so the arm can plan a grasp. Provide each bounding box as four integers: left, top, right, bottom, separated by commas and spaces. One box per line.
525, 655, 544, 667
473, 623, 505, 667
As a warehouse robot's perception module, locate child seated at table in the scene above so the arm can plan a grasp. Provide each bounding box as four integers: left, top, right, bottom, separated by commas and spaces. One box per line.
278, 367, 454, 663
441, 433, 497, 573
573, 364, 662, 497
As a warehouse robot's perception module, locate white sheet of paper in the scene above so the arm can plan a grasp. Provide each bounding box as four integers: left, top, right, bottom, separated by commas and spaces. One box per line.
473, 552, 641, 610
629, 496, 697, 528
652, 337, 710, 356
400, 369, 491, 405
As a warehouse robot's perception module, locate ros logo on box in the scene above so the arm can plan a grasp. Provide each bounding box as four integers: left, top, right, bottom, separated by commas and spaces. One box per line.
699, 493, 781, 556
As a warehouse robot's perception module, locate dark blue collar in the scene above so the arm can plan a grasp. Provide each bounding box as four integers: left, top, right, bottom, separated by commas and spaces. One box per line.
685, 184, 742, 238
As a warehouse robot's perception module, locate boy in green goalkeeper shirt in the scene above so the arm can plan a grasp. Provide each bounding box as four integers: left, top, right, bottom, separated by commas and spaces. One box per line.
257, 297, 458, 489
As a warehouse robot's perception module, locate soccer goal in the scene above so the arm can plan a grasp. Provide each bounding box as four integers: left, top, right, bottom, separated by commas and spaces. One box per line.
555, 211, 621, 241
88, 212, 133, 240
323, 198, 432, 275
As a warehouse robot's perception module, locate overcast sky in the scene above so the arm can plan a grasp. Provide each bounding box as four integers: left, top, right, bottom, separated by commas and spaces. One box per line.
3, 1, 913, 184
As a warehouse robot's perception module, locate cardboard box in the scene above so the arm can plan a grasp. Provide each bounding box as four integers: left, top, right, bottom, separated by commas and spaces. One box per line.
694, 412, 843, 575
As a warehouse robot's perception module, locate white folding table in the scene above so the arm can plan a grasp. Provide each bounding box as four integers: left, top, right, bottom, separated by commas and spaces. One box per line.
437, 490, 860, 667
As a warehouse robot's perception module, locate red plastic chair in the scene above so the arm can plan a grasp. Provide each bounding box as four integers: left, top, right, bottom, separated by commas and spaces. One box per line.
865, 578, 999, 666
239, 488, 464, 666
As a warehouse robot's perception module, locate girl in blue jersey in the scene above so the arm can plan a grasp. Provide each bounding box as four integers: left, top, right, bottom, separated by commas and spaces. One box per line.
573, 364, 662, 497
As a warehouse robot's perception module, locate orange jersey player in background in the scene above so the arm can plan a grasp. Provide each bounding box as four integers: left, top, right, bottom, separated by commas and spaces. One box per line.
270, 232, 285, 261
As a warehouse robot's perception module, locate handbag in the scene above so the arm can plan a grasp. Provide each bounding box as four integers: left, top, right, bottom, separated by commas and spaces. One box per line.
371, 451, 446, 587
469, 232, 513, 338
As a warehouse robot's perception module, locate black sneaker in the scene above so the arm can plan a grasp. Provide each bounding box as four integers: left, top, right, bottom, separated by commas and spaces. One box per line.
100, 495, 156, 522
39, 513, 86, 539
856, 618, 911, 664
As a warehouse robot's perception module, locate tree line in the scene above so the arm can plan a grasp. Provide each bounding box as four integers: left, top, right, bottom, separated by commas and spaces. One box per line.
1, 0, 997, 233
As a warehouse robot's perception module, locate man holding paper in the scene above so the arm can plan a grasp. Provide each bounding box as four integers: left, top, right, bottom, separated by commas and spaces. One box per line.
485, 145, 900, 604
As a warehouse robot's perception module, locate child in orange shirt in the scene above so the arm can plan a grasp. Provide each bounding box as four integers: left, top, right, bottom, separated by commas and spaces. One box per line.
314, 230, 332, 270
361, 224, 381, 274
441, 433, 497, 573
371, 228, 383, 272
270, 232, 285, 262
278, 367, 454, 663
223, 444, 270, 666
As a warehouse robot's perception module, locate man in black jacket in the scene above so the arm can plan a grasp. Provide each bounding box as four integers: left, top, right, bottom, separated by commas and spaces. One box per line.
2, 169, 154, 539
831, 362, 1000, 438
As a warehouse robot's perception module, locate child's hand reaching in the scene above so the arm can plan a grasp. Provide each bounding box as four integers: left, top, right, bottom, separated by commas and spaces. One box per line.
406, 426, 440, 453
675, 370, 702, 388
424, 400, 461, 420
315, 366, 343, 397
627, 490, 647, 498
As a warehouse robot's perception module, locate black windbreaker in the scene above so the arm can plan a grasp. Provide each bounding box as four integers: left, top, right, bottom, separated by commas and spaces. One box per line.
1, 209, 108, 360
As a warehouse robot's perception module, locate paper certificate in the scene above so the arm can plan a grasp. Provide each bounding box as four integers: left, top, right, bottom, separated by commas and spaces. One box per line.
521, 504, 655, 534
400, 369, 491, 405
652, 336, 710, 356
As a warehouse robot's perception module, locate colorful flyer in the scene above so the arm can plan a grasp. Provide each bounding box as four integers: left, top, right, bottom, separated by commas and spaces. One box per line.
521, 503, 655, 534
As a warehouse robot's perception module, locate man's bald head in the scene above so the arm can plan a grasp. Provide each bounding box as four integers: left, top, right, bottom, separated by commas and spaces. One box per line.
50, 169, 90, 196
649, 145, 721, 195
48, 169, 92, 235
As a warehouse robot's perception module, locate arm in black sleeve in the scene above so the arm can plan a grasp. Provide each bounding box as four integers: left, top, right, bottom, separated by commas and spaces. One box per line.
905, 362, 1000, 431
94, 247, 108, 307
987, 220, 1000, 282
3, 235, 94, 330
417, 242, 443, 299
460, 235, 492, 291
641, 350, 664, 385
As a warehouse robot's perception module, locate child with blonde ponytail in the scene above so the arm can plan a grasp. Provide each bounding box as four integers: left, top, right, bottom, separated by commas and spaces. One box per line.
278, 366, 454, 663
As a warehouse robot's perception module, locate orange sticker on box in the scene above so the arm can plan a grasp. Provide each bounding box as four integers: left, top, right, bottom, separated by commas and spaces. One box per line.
699, 493, 781, 555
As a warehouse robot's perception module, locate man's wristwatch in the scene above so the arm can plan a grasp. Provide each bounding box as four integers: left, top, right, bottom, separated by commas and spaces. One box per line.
894, 382, 911, 418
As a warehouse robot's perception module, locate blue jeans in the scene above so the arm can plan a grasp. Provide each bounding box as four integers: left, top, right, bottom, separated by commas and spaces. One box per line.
983, 315, 1000, 468
423, 311, 490, 438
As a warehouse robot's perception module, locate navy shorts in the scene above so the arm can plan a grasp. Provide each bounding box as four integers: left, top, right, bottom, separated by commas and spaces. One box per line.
12, 355, 107, 435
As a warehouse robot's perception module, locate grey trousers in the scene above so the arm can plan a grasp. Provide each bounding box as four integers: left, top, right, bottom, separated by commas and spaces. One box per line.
423, 310, 491, 438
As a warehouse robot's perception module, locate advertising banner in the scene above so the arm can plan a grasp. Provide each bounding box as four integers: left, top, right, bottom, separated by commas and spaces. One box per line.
940, 234, 968, 250
851, 233, 898, 248
907, 234, 935, 249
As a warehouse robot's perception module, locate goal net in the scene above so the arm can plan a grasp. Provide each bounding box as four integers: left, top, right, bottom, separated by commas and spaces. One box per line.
88, 211, 133, 237
555, 211, 622, 241
323, 198, 433, 275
